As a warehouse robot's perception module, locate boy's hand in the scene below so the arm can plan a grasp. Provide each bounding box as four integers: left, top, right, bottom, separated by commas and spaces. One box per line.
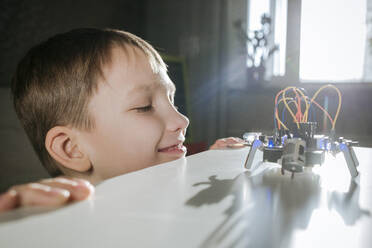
209, 137, 246, 150
0, 177, 94, 213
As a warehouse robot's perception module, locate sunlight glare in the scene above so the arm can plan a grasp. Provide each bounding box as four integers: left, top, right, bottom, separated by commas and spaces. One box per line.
300, 0, 366, 82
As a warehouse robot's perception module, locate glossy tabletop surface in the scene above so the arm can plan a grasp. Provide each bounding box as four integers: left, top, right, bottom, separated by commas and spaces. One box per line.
1, 147, 372, 248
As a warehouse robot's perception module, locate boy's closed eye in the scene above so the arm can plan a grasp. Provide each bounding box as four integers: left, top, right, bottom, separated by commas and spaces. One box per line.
135, 104, 179, 113
135, 105, 153, 113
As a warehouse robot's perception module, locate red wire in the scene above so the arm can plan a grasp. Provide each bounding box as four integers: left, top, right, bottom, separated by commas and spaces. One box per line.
293, 88, 302, 122
310, 98, 334, 125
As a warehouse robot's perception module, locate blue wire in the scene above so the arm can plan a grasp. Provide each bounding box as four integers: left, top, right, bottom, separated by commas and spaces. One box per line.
273, 101, 276, 129
282, 105, 286, 123
281, 100, 298, 125
274, 95, 283, 129
312, 102, 316, 123
274, 90, 315, 129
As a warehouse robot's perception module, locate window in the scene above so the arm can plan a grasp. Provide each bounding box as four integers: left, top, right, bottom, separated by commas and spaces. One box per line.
300, 0, 367, 82
247, 0, 271, 68
247, 0, 287, 76
248, 0, 370, 83
273, 0, 287, 76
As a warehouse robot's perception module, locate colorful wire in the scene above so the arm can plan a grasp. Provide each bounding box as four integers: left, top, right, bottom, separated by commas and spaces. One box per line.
274, 84, 342, 131
306, 84, 342, 130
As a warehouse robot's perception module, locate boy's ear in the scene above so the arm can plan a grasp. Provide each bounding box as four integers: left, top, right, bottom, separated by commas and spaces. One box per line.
45, 126, 91, 172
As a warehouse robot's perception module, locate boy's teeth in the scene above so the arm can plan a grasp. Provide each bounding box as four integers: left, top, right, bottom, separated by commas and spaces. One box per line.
160, 144, 179, 152
165, 145, 176, 151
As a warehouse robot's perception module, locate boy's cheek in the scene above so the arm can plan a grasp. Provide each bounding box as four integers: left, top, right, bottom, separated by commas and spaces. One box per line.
80, 118, 165, 178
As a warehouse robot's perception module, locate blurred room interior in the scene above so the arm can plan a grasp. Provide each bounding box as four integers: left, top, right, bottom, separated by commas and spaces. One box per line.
0, 0, 371, 191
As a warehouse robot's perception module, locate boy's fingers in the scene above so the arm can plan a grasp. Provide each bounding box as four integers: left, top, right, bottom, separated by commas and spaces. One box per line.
226, 143, 246, 148
40, 177, 94, 201
0, 178, 94, 213
225, 137, 246, 148
210, 137, 246, 150
10, 183, 70, 207
209, 142, 223, 150
210, 139, 228, 149
225, 137, 245, 144
0, 190, 19, 212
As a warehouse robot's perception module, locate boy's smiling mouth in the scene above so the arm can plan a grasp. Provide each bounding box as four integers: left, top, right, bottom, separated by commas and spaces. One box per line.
158, 142, 186, 154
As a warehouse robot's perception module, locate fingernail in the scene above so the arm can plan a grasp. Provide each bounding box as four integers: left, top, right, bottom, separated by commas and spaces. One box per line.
49, 188, 70, 198
75, 180, 95, 193
28, 183, 70, 198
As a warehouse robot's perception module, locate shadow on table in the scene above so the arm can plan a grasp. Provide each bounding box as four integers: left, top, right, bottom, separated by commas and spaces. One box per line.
185, 163, 370, 248
0, 201, 82, 224
0, 207, 58, 224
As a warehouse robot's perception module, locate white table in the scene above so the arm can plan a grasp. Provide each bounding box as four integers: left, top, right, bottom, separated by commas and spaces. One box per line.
0, 147, 372, 248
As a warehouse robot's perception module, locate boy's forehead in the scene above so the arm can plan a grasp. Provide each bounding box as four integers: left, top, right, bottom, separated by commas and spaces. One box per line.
103, 45, 151, 74
127, 76, 176, 95
100, 45, 175, 94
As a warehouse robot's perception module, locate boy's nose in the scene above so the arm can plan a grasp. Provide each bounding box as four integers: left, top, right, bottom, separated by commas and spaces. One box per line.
167, 108, 189, 133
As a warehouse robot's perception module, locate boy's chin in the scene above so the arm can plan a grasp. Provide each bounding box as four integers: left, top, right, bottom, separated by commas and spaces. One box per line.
158, 148, 187, 162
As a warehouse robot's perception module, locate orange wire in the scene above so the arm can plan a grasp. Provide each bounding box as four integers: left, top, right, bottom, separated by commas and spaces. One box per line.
282, 87, 300, 128
295, 88, 310, 122
276, 97, 297, 130
309, 97, 334, 126
275, 85, 339, 130
274, 89, 285, 129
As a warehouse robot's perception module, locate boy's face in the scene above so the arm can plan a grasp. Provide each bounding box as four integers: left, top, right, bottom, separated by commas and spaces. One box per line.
77, 46, 189, 181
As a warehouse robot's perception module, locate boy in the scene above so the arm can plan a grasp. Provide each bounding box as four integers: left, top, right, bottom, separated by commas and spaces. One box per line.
0, 28, 244, 212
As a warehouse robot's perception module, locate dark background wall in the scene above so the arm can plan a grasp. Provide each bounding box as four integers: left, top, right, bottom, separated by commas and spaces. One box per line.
145, 0, 226, 146
0, 0, 371, 192
0, 0, 146, 87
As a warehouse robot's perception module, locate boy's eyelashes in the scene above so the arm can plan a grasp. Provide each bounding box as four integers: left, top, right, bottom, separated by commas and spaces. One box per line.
135, 105, 153, 113
135, 104, 179, 113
